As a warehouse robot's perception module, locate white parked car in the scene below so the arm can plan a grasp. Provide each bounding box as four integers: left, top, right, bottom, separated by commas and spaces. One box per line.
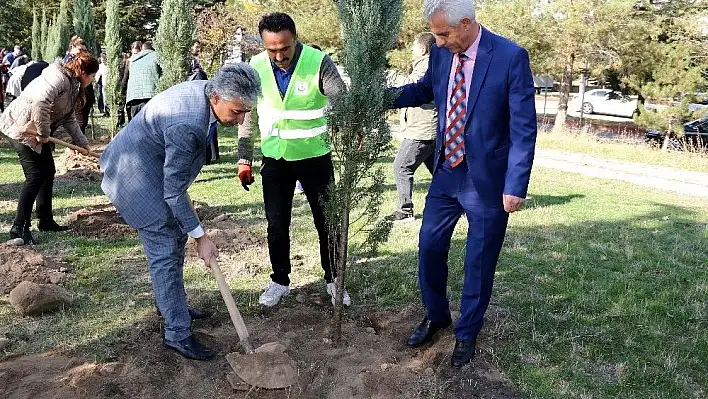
570, 89, 638, 118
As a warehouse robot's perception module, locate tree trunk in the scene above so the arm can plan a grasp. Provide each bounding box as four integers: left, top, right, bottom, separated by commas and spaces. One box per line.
553, 52, 575, 133
332, 182, 351, 346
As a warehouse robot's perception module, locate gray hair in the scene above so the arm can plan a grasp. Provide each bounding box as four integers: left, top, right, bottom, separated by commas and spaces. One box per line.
423, 0, 476, 26
207, 63, 262, 106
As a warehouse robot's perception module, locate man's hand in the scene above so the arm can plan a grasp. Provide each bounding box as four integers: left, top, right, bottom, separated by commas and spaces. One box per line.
503, 194, 525, 213
80, 145, 92, 156
195, 235, 218, 268
238, 164, 255, 191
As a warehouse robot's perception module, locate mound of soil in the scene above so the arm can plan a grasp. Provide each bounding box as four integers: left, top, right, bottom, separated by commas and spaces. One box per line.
55, 148, 103, 184
66, 205, 134, 239
0, 246, 73, 295
0, 295, 519, 398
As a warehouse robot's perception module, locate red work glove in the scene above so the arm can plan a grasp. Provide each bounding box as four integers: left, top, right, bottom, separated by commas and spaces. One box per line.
238, 164, 254, 191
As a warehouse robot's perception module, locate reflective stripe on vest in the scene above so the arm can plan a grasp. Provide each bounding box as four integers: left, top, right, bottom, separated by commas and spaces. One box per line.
250, 45, 330, 161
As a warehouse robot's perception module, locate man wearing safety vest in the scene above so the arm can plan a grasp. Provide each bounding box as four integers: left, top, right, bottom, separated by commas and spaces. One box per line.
237, 12, 349, 307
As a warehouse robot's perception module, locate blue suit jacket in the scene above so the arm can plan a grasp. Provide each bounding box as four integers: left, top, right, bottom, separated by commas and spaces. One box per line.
100, 80, 211, 233
393, 27, 537, 208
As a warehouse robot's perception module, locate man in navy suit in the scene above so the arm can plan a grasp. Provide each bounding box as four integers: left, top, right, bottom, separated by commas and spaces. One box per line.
392, 0, 537, 367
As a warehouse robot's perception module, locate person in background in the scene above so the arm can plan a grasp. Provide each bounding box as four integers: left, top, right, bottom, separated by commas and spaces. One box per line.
2, 45, 20, 67
125, 41, 161, 121
10, 49, 29, 70
94, 53, 109, 116
120, 41, 143, 123
20, 61, 50, 90
187, 41, 207, 81
388, 32, 437, 223
0, 51, 98, 244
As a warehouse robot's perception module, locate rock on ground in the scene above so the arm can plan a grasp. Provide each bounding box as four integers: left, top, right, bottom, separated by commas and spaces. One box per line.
9, 281, 74, 316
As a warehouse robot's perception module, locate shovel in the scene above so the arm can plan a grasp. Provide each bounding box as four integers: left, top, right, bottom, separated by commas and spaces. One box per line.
208, 257, 298, 390
24, 128, 101, 159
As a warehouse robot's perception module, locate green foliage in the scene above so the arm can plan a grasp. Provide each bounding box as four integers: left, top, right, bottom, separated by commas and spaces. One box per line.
0, 0, 33, 49
93, 0, 163, 51
326, 0, 402, 336
31, 9, 42, 60
105, 0, 122, 135
155, 0, 197, 92
386, 48, 411, 74
46, 0, 71, 61
40, 10, 49, 61
74, 0, 99, 55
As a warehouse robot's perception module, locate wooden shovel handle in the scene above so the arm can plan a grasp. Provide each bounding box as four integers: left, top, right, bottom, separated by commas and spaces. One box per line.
209, 257, 255, 354
24, 129, 101, 159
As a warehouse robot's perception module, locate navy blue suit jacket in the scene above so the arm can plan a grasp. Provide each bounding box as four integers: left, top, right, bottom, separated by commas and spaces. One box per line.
393, 27, 537, 208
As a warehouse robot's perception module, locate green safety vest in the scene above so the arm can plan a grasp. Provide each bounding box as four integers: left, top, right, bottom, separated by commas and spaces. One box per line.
250, 45, 330, 161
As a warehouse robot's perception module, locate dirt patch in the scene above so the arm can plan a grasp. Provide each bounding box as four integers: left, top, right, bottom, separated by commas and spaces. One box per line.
187, 210, 267, 267
55, 148, 103, 185
0, 245, 73, 295
66, 205, 135, 239
0, 292, 519, 398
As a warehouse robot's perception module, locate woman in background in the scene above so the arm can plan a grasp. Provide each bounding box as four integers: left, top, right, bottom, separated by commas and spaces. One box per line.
0, 51, 98, 244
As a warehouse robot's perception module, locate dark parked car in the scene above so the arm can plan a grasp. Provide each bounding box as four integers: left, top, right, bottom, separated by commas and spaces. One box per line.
646, 116, 708, 150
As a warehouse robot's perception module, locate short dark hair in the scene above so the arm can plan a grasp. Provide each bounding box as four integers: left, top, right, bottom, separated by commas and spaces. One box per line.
258, 12, 297, 36
142, 41, 153, 50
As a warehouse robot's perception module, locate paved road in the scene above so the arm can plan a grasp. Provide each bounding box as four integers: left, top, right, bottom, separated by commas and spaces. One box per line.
535, 148, 708, 198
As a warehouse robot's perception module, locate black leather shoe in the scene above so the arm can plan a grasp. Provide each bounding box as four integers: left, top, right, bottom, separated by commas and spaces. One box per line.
38, 219, 69, 232
407, 316, 452, 348
451, 338, 476, 368
163, 335, 215, 360
156, 307, 214, 320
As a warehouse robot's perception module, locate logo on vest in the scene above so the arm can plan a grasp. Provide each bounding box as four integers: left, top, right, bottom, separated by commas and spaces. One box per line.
295, 81, 308, 94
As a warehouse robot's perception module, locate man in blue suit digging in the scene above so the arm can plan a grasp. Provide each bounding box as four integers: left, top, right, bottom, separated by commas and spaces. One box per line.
391, 0, 537, 367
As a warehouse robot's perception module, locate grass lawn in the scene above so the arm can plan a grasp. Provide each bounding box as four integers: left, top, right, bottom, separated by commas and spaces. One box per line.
537, 130, 708, 174
0, 128, 706, 398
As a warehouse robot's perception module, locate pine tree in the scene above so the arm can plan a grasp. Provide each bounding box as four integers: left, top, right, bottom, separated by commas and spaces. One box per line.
45, 16, 58, 61
105, 0, 122, 136
40, 10, 49, 61
73, 0, 98, 55
47, 0, 71, 60
326, 0, 402, 343
31, 9, 41, 60
155, 0, 197, 92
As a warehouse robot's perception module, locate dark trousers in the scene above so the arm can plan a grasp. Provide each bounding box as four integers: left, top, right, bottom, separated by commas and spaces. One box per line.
12, 142, 56, 228
261, 153, 337, 286
127, 99, 149, 121
419, 161, 509, 340
393, 138, 435, 215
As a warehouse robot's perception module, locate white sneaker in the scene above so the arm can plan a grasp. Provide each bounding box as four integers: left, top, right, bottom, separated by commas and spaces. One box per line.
326, 279, 352, 307
258, 282, 290, 307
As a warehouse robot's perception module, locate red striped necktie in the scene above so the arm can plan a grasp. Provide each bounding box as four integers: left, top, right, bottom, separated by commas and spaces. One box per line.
444, 53, 468, 168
